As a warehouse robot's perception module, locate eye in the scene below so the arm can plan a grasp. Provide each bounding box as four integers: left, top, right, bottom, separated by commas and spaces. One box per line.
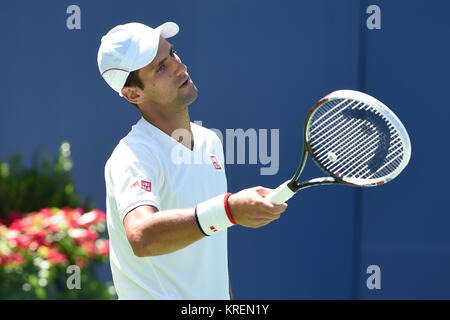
156, 48, 177, 73
157, 64, 166, 73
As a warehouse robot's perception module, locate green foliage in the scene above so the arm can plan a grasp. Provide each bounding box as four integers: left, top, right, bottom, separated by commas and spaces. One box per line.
0, 141, 93, 219
0, 141, 114, 300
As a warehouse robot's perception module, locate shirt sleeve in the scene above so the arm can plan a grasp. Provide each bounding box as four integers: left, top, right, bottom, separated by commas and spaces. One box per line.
107, 143, 162, 222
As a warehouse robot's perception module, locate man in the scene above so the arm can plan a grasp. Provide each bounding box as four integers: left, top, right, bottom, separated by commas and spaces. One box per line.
98, 21, 287, 299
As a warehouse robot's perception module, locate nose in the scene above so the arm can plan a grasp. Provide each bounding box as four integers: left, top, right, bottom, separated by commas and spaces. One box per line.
174, 61, 187, 77
172, 57, 187, 77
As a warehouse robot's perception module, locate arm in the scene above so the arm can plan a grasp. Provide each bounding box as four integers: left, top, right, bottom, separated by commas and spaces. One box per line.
124, 205, 202, 257
124, 186, 287, 257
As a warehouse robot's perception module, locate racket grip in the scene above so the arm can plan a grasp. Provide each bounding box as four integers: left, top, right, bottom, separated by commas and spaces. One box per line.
266, 180, 295, 205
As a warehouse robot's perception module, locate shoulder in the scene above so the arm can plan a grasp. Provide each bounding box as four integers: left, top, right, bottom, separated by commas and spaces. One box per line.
108, 139, 161, 169
105, 123, 162, 176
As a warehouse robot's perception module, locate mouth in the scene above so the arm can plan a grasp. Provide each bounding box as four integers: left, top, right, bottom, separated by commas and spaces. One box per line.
179, 76, 191, 88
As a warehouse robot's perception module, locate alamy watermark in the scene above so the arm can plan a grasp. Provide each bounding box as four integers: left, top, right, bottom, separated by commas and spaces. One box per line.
366, 5, 381, 30
366, 264, 381, 290
66, 265, 81, 289
66, 5, 81, 30
170, 121, 280, 176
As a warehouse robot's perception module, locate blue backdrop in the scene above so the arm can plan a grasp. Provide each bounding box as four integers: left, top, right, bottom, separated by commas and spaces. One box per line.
1, 0, 449, 299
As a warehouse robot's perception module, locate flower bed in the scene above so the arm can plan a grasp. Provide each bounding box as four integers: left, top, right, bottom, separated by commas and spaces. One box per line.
0, 207, 115, 299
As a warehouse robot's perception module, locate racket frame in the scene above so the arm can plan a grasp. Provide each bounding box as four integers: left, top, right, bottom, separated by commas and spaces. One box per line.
286, 90, 411, 192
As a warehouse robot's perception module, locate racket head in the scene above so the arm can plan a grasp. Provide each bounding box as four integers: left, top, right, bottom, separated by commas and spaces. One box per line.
304, 90, 411, 187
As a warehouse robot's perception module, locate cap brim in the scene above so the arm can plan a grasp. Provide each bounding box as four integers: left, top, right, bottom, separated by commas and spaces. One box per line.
156, 22, 179, 39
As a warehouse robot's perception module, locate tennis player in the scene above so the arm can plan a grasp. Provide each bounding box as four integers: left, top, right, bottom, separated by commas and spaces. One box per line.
97, 21, 287, 300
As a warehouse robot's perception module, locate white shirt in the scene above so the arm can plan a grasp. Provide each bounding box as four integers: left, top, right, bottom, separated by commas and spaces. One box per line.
104, 117, 230, 299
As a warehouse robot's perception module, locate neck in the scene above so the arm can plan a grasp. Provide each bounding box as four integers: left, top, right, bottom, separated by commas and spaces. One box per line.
140, 104, 193, 150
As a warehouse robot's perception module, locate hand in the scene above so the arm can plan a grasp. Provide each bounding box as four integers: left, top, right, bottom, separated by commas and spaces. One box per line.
227, 186, 288, 228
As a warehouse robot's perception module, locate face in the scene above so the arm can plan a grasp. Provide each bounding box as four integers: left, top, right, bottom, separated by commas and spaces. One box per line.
125, 37, 198, 110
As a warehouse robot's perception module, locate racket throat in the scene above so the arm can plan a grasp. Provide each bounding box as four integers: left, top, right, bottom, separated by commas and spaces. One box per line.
292, 177, 337, 191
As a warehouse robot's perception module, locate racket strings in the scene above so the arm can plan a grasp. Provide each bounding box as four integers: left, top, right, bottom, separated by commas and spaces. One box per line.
328, 131, 380, 174
319, 131, 396, 179
312, 105, 373, 155
366, 137, 403, 179
315, 121, 365, 158
324, 120, 397, 173
309, 100, 361, 140
344, 126, 403, 179
339, 135, 398, 178
307, 99, 405, 181
317, 126, 400, 179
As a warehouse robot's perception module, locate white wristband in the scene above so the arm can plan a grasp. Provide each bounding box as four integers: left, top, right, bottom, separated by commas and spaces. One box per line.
195, 193, 237, 236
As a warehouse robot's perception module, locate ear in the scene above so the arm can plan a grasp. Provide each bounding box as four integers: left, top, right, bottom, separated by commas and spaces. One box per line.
121, 86, 145, 105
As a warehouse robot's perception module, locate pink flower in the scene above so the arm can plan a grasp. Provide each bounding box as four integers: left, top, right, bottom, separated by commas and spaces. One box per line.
96, 239, 109, 256
10, 252, 24, 266
77, 210, 106, 228
7, 229, 49, 250
69, 219, 78, 229
30, 230, 51, 249
4, 211, 24, 227
39, 208, 54, 218
62, 207, 83, 228
12, 234, 33, 249
69, 228, 98, 244
47, 224, 60, 233
0, 254, 9, 266
87, 229, 99, 241
46, 248, 68, 265
93, 209, 106, 222
8, 218, 28, 232
0, 252, 24, 266
81, 241, 95, 258
76, 257, 86, 268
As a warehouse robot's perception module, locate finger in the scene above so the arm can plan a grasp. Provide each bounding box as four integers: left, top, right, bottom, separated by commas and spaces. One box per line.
250, 207, 283, 223
251, 218, 277, 228
258, 199, 288, 214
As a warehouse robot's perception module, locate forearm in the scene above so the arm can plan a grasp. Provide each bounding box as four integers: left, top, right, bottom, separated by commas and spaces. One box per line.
126, 187, 287, 257
127, 207, 204, 257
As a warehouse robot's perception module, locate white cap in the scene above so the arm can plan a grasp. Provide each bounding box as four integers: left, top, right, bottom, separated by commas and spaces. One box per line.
97, 22, 179, 96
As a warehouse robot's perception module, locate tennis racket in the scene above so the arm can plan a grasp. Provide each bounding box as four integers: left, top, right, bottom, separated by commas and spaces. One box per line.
266, 89, 411, 204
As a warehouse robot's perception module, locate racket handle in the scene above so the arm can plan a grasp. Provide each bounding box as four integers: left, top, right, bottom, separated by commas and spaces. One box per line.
266, 180, 295, 205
